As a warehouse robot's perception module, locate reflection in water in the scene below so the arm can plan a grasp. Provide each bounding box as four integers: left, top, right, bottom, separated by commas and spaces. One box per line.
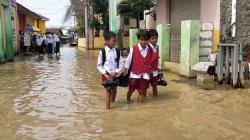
0, 46, 250, 140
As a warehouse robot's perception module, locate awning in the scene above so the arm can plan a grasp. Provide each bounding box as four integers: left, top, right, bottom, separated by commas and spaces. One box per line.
26, 25, 40, 32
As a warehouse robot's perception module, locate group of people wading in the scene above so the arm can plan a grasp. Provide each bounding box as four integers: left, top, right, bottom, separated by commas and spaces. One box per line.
97, 30, 165, 109
19, 31, 61, 56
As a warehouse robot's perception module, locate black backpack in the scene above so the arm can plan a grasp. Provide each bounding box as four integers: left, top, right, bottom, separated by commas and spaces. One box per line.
101, 48, 120, 68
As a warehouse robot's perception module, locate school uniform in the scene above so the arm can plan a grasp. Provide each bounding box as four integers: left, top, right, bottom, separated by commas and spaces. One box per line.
46, 36, 54, 54
36, 37, 45, 54
97, 46, 123, 82
149, 43, 161, 86
53, 35, 60, 54
124, 43, 151, 95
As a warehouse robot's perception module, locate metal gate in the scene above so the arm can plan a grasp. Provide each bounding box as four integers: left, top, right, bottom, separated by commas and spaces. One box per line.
169, 28, 181, 63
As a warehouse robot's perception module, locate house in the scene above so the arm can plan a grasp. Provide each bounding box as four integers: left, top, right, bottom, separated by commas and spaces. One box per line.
46, 28, 64, 37
17, 2, 49, 33
154, 0, 220, 63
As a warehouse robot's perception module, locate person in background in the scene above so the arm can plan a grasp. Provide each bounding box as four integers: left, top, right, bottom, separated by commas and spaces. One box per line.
36, 34, 45, 56
46, 35, 54, 54
53, 33, 61, 56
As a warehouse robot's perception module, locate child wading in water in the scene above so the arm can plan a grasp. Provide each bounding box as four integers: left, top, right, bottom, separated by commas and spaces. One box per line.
147, 29, 161, 96
97, 31, 123, 109
124, 30, 151, 103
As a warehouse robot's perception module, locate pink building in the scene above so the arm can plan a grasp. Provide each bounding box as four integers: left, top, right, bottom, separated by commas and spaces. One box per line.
150, 0, 220, 63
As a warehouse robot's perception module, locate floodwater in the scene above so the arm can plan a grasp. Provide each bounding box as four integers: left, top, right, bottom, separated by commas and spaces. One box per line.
0, 46, 250, 140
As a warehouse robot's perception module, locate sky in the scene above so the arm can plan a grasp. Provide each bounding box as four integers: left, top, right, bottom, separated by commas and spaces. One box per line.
16, 0, 74, 27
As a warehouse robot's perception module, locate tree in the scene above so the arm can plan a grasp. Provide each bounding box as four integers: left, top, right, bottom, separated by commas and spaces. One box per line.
119, 0, 156, 28
63, 0, 85, 36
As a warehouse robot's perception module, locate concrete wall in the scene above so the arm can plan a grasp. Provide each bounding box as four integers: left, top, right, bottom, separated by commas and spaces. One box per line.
145, 9, 156, 29
201, 0, 220, 29
221, 0, 250, 61
201, 0, 220, 52
78, 37, 129, 49
180, 20, 200, 77
0, 1, 14, 62
156, 0, 170, 25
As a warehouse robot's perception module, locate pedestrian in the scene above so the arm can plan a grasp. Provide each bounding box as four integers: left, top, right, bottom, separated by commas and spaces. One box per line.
53, 33, 61, 55
36, 34, 45, 56
97, 31, 123, 109
46, 35, 54, 54
124, 30, 151, 103
18, 31, 25, 55
147, 29, 161, 96
24, 31, 31, 53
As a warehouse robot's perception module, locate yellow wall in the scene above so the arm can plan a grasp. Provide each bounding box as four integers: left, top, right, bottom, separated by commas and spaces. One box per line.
33, 19, 38, 27
213, 29, 220, 53
39, 20, 46, 33
78, 37, 129, 49
25, 15, 33, 26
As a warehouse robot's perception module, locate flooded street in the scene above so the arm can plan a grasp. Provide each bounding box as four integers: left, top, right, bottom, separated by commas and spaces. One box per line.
1, 46, 250, 140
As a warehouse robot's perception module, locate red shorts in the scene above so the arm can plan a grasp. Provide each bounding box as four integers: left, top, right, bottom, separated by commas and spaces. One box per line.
149, 76, 159, 87
129, 78, 149, 95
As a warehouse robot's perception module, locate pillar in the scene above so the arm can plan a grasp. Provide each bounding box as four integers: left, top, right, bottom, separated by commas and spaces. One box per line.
109, 0, 121, 33
157, 24, 170, 63
180, 20, 201, 78
0, 9, 4, 63
129, 29, 138, 48
0, 5, 7, 61
4, 2, 14, 61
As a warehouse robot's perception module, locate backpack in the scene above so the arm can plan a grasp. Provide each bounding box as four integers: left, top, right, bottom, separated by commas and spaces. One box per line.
101, 47, 129, 87
101, 48, 120, 68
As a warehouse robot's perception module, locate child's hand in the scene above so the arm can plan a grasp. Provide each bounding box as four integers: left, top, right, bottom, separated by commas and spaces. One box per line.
104, 74, 110, 79
148, 70, 153, 75
122, 68, 128, 76
111, 72, 118, 78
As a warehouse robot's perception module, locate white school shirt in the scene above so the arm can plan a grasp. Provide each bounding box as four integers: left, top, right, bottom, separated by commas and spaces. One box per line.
149, 43, 162, 77
47, 37, 54, 44
36, 37, 43, 46
124, 43, 150, 80
97, 46, 124, 75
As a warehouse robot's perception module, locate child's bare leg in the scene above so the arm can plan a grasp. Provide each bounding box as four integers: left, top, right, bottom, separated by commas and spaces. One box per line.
111, 87, 117, 102
138, 90, 146, 103
106, 90, 111, 109
127, 89, 134, 103
138, 94, 144, 103
152, 85, 158, 96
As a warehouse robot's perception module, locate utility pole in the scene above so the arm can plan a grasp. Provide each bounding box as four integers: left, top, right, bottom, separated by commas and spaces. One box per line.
84, 1, 89, 49
81, 0, 89, 49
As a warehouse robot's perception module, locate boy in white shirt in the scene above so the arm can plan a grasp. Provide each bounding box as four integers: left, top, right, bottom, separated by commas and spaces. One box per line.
147, 29, 161, 96
97, 31, 123, 109
123, 31, 151, 103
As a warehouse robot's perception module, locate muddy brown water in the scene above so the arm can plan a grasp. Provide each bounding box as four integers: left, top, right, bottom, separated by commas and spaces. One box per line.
0, 46, 250, 140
